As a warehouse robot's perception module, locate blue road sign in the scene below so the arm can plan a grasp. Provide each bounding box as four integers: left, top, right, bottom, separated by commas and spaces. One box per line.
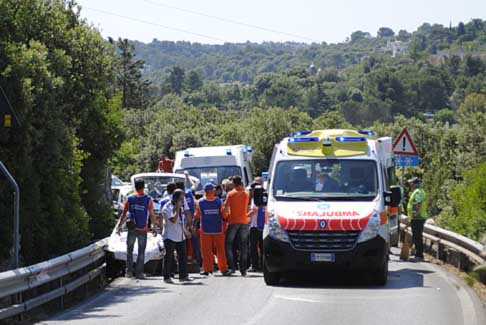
395, 155, 420, 167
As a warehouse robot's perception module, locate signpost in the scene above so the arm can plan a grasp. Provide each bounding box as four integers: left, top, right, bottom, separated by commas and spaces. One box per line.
392, 128, 419, 185
0, 85, 20, 128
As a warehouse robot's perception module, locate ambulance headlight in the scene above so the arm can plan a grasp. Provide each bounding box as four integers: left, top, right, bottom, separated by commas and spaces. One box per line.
267, 212, 290, 243
358, 211, 380, 243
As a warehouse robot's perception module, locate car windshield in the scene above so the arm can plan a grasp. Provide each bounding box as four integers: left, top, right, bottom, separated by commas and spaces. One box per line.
135, 176, 186, 199
272, 159, 379, 201
176, 166, 241, 190
111, 175, 124, 187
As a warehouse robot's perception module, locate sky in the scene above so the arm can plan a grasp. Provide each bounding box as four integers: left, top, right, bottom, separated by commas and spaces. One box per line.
77, 0, 486, 44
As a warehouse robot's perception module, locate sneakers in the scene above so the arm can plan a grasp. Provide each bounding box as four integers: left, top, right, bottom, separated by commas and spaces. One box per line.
200, 272, 212, 276
179, 276, 193, 282
221, 270, 232, 276
164, 278, 174, 284
228, 268, 236, 275
240, 271, 247, 277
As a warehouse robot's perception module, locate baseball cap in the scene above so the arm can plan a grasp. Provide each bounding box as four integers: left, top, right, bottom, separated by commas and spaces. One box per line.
203, 183, 214, 191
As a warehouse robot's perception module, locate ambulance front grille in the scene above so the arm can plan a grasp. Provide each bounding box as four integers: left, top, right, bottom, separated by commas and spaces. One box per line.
288, 230, 360, 251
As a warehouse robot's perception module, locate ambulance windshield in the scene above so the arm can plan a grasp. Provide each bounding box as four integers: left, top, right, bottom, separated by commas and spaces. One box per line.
176, 166, 241, 191
272, 159, 378, 201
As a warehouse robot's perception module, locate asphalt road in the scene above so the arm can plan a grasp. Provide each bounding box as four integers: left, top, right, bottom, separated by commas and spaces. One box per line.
41, 248, 485, 325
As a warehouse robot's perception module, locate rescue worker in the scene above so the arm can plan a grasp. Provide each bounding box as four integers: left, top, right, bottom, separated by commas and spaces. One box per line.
195, 183, 230, 276
224, 176, 250, 276
407, 176, 427, 259
162, 189, 192, 283
117, 178, 158, 279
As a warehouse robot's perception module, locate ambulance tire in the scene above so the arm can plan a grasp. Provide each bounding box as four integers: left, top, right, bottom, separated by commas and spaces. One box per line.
372, 255, 388, 286
263, 258, 281, 286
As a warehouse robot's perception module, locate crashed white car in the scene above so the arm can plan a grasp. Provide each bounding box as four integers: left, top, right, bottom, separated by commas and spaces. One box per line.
105, 172, 199, 277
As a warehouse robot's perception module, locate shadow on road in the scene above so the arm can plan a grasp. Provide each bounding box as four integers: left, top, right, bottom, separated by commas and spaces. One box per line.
278, 267, 435, 290
48, 284, 169, 321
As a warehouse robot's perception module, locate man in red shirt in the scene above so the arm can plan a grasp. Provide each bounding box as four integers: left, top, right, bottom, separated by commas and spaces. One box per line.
157, 154, 173, 173
224, 176, 250, 276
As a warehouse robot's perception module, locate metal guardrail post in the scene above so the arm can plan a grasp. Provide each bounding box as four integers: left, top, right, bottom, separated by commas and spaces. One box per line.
0, 161, 20, 269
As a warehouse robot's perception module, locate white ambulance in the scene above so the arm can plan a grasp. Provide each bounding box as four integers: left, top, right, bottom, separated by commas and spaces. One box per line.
255, 130, 401, 285
174, 145, 253, 192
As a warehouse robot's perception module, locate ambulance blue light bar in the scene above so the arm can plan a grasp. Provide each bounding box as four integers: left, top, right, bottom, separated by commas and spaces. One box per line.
184, 150, 190, 157
288, 137, 319, 143
245, 145, 253, 153
358, 130, 376, 136
226, 148, 232, 155
335, 136, 367, 142
294, 130, 312, 136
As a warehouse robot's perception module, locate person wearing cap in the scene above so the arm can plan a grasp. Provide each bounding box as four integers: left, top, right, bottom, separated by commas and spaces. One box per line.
195, 183, 230, 276
407, 176, 428, 259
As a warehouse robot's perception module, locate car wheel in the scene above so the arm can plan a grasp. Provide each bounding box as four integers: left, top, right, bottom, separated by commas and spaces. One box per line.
372, 255, 388, 286
263, 257, 281, 286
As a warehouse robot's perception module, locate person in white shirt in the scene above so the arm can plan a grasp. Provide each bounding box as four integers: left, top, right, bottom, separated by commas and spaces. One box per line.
161, 189, 191, 283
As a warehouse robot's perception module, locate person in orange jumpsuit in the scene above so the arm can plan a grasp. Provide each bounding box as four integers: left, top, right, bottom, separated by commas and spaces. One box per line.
195, 183, 230, 276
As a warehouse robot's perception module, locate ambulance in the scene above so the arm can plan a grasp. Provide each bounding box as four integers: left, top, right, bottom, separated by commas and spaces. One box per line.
254, 130, 401, 285
174, 145, 253, 192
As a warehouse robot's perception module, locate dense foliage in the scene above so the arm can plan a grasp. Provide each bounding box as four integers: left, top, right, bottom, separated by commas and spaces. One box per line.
1, 1, 485, 271
0, 0, 124, 266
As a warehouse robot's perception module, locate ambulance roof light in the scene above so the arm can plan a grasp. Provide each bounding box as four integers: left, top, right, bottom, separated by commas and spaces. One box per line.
322, 136, 332, 147
358, 130, 376, 136
294, 130, 312, 136
245, 145, 253, 153
226, 148, 232, 155
335, 136, 367, 142
184, 150, 190, 157
288, 137, 319, 143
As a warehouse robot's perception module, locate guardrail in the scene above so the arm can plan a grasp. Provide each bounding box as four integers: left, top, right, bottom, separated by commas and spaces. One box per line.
399, 216, 486, 283
0, 238, 108, 321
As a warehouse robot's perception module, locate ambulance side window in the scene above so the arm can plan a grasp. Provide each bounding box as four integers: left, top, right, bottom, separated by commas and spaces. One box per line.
386, 167, 397, 188
243, 167, 249, 185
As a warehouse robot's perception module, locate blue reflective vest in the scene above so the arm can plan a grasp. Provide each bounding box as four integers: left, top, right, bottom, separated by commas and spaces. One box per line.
185, 189, 195, 217
127, 194, 151, 229
257, 207, 265, 231
198, 197, 223, 234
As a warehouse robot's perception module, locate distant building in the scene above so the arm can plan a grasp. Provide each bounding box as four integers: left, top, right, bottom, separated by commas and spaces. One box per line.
429, 49, 486, 65
308, 62, 318, 75
387, 40, 409, 57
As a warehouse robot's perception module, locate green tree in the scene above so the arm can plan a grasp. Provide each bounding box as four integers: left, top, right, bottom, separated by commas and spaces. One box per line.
115, 38, 150, 109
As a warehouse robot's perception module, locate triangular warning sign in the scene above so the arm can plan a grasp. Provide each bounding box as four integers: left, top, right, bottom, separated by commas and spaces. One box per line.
392, 128, 418, 156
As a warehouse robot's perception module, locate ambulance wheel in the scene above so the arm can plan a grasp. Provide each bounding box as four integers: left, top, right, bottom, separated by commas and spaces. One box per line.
263, 259, 281, 286
372, 255, 388, 286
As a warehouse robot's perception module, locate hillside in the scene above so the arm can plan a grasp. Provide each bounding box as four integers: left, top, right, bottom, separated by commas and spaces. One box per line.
134, 19, 486, 84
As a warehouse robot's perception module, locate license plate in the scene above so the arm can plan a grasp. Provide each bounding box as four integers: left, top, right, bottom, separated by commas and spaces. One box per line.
311, 253, 335, 262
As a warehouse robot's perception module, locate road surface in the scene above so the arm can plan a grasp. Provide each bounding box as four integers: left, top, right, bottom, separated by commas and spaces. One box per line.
41, 248, 485, 325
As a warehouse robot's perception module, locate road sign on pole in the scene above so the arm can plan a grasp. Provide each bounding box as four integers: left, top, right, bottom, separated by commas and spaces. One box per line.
392, 128, 418, 156
394, 156, 420, 167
